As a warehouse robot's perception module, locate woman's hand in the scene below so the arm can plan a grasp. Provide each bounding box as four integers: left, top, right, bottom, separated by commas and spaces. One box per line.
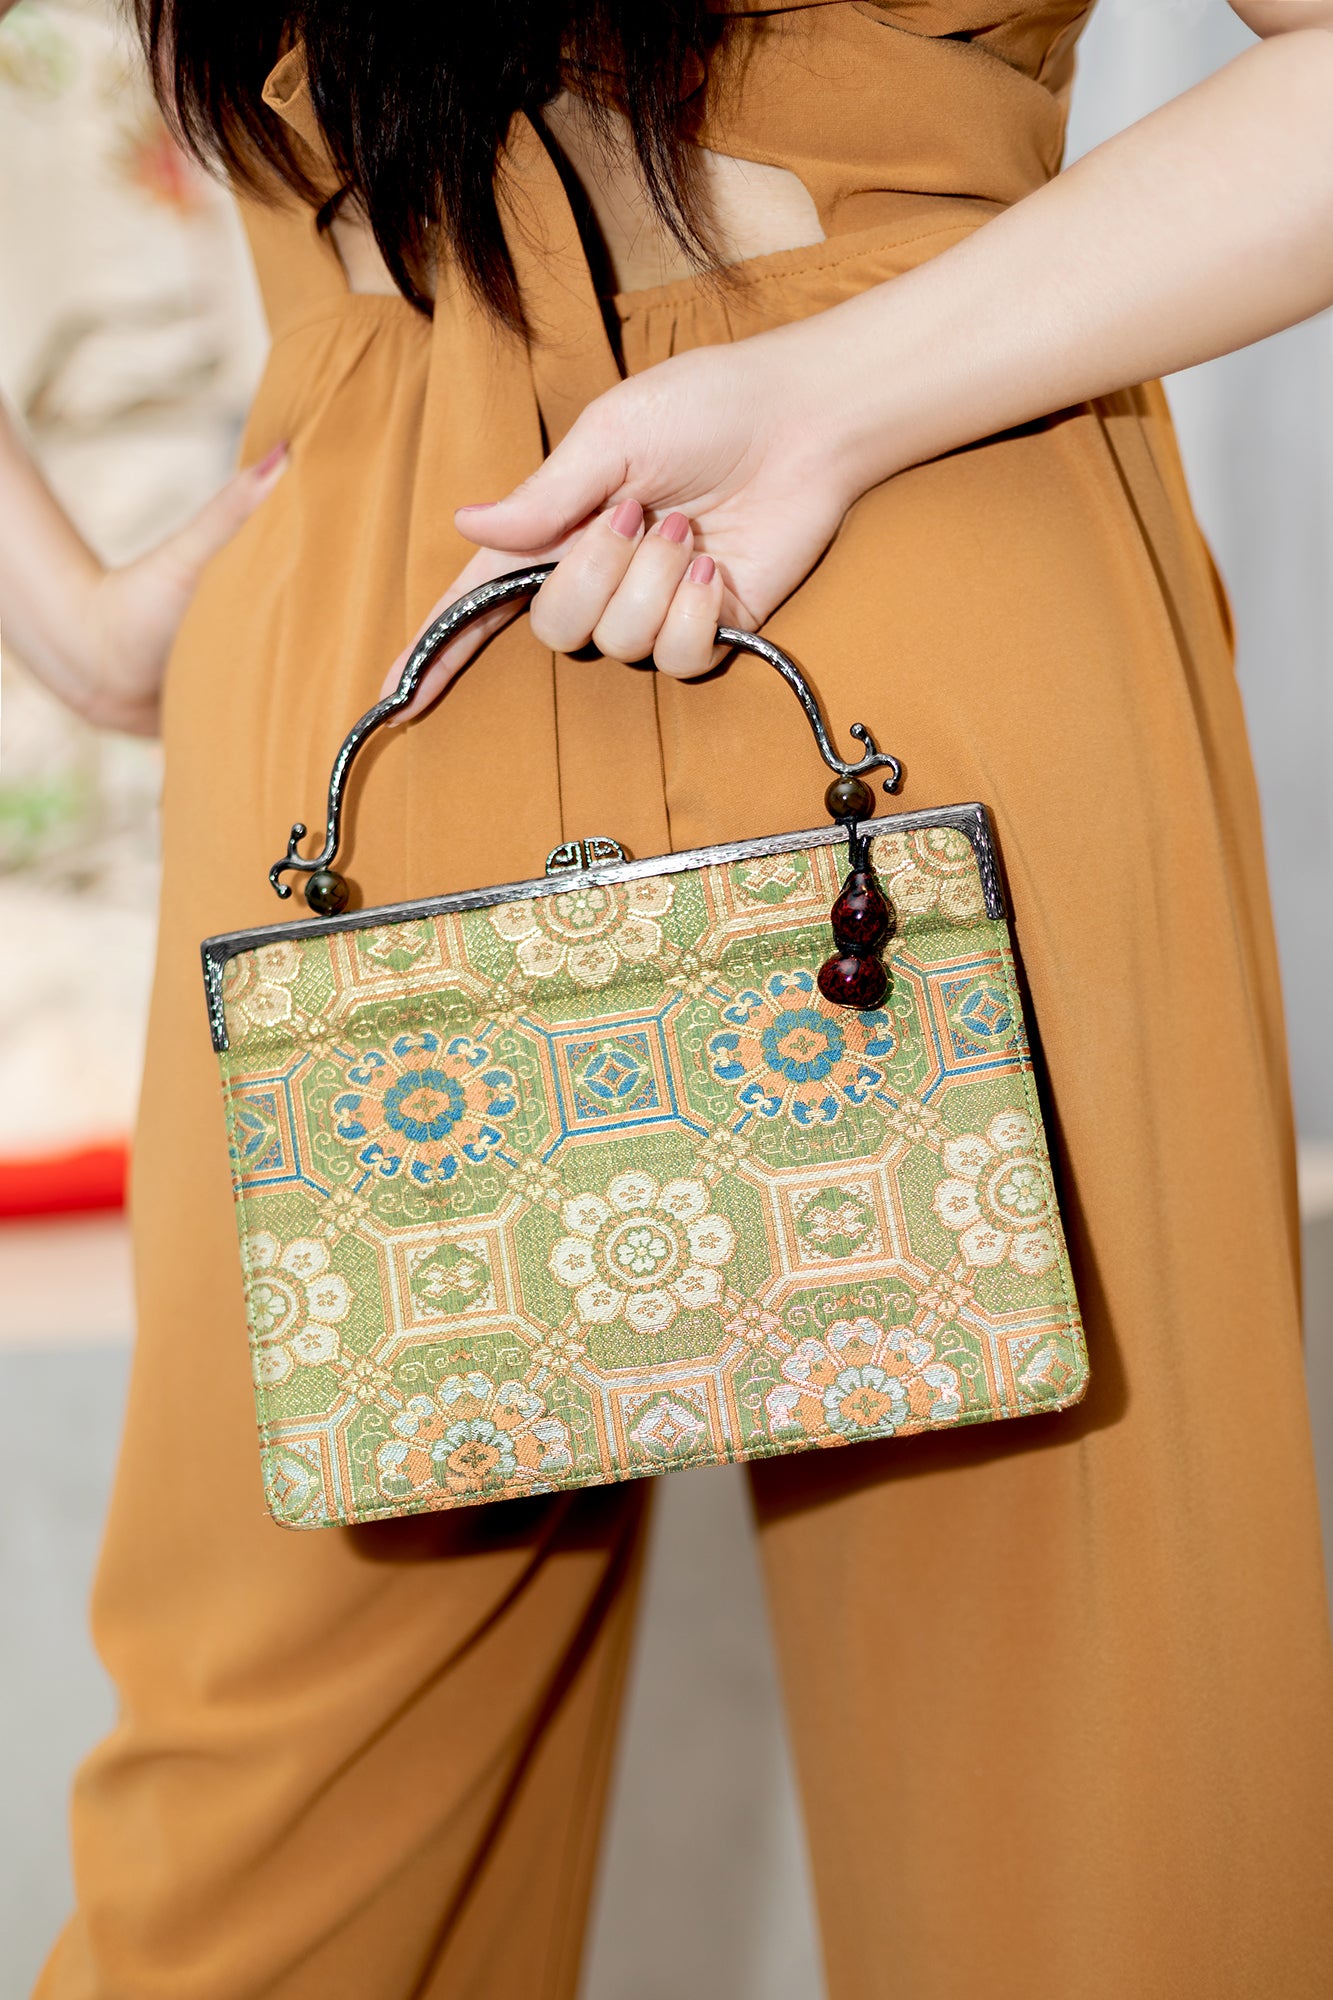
0, 413, 287, 737
381, 325, 859, 718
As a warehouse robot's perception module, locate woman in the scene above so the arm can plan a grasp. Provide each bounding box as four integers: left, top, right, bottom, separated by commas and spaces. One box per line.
5, 1, 1332, 1993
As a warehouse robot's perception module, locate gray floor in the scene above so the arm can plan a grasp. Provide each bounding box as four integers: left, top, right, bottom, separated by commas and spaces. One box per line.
0, 1350, 125, 2000
582, 1465, 825, 2000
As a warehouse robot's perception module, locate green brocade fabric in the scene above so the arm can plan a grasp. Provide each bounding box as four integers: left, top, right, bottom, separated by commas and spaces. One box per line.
213, 820, 1086, 1528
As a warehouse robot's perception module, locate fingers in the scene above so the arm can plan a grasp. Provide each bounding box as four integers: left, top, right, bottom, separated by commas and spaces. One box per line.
455, 403, 622, 552
528, 498, 647, 653
652, 555, 727, 680
531, 503, 727, 678
387, 498, 731, 731
155, 443, 288, 589
591, 511, 696, 664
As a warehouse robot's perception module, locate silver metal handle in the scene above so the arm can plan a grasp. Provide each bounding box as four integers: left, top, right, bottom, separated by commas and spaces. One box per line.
269, 562, 902, 908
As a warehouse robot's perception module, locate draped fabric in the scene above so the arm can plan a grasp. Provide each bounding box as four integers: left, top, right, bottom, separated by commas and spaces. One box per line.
36, 9, 1333, 1998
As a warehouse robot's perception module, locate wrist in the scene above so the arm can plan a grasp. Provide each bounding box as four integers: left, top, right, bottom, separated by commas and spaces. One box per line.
42, 548, 112, 710
763, 294, 926, 513
8, 546, 126, 723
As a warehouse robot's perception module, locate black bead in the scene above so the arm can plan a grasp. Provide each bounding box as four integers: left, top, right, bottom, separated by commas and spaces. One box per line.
818, 952, 889, 1010
824, 773, 874, 822
830, 868, 894, 952
305, 868, 350, 915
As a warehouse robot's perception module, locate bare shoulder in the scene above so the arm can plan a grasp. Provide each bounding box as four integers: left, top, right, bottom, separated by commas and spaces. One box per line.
1226, 1, 1333, 37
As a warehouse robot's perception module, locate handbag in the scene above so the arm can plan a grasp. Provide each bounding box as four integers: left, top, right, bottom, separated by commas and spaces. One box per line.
201, 565, 1087, 1529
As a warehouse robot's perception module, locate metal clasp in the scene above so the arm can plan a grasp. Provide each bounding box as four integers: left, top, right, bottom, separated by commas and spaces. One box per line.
546, 838, 627, 876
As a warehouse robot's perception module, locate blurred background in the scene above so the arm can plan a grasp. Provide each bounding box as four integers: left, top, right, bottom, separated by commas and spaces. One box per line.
1, 1, 1330, 1994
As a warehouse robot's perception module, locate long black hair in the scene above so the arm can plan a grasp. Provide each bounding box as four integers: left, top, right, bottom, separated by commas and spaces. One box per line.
135, 3, 729, 327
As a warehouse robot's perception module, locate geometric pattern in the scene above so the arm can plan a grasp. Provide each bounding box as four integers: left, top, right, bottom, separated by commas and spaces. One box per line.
214, 824, 1087, 1529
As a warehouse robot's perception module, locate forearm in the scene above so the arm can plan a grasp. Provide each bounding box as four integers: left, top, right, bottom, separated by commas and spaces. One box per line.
0, 398, 103, 706
798, 27, 1333, 492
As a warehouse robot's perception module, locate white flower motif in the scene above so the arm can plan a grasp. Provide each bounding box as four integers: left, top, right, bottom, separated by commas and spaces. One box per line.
489, 877, 673, 988
224, 940, 302, 1034
931, 1111, 1058, 1275
243, 1230, 352, 1387
874, 827, 985, 921
549, 1172, 736, 1335
530, 1327, 587, 1376
337, 1353, 397, 1405
887, 1092, 943, 1144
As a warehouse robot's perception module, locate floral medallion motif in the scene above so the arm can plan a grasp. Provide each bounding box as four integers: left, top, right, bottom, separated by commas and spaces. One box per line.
242, 1230, 352, 1386
876, 826, 985, 921
707, 970, 895, 1126
916, 1268, 976, 1320
724, 1301, 782, 1349
489, 877, 673, 988
317, 1185, 373, 1241
932, 1111, 1059, 1274
505, 1155, 564, 1210
529, 1326, 587, 1376
550, 1172, 736, 1335
375, 1372, 572, 1505
695, 1125, 753, 1180
766, 1314, 962, 1443
332, 1031, 517, 1184
223, 940, 302, 1034
887, 1092, 943, 1145
337, 1354, 396, 1405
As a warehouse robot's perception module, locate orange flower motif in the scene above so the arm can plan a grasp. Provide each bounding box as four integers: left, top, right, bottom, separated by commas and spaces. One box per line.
708, 971, 895, 1126
766, 1316, 961, 1444
375, 1372, 572, 1506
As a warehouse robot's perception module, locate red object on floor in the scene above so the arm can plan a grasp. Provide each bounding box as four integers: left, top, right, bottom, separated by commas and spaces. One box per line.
0, 1142, 128, 1219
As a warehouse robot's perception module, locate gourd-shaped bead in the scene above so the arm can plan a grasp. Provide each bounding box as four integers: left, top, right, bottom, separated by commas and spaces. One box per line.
818, 861, 895, 1011
829, 867, 894, 953
817, 951, 889, 1010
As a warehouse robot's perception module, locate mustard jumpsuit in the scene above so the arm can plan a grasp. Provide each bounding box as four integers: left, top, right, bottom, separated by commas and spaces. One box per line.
38, 4, 1333, 1995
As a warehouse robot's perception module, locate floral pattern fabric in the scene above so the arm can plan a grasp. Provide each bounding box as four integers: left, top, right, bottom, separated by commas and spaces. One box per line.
214, 821, 1087, 1528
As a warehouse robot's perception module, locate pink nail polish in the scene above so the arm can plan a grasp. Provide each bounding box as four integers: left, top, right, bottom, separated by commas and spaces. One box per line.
457, 500, 497, 511
689, 555, 715, 586
610, 498, 644, 539
658, 511, 690, 544
254, 442, 287, 478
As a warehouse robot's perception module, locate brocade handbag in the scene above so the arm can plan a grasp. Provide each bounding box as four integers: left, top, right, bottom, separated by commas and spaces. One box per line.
201, 566, 1087, 1529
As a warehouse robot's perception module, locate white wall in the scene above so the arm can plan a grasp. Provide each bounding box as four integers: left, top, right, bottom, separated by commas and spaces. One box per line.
1068, 0, 1333, 1138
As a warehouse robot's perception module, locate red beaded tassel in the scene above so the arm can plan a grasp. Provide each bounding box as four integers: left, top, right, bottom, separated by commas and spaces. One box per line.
817, 776, 896, 1011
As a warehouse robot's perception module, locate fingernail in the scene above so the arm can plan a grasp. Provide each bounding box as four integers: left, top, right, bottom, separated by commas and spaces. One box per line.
610, 498, 644, 539
689, 555, 715, 585
253, 442, 288, 479
457, 500, 497, 512
657, 511, 690, 544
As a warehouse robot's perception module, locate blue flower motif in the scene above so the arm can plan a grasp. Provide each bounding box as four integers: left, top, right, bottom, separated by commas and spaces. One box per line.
759, 1006, 844, 1083
708, 971, 896, 1126
382, 1068, 466, 1142
331, 1030, 517, 1184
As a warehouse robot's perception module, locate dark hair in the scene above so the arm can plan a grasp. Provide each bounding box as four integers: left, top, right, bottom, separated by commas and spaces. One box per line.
135, 3, 728, 327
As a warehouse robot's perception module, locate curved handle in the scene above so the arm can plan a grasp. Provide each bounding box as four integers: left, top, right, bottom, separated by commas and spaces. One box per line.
269, 562, 903, 903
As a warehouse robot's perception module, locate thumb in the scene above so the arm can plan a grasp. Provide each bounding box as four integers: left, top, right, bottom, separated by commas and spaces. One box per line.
151, 442, 288, 592
455, 416, 624, 551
